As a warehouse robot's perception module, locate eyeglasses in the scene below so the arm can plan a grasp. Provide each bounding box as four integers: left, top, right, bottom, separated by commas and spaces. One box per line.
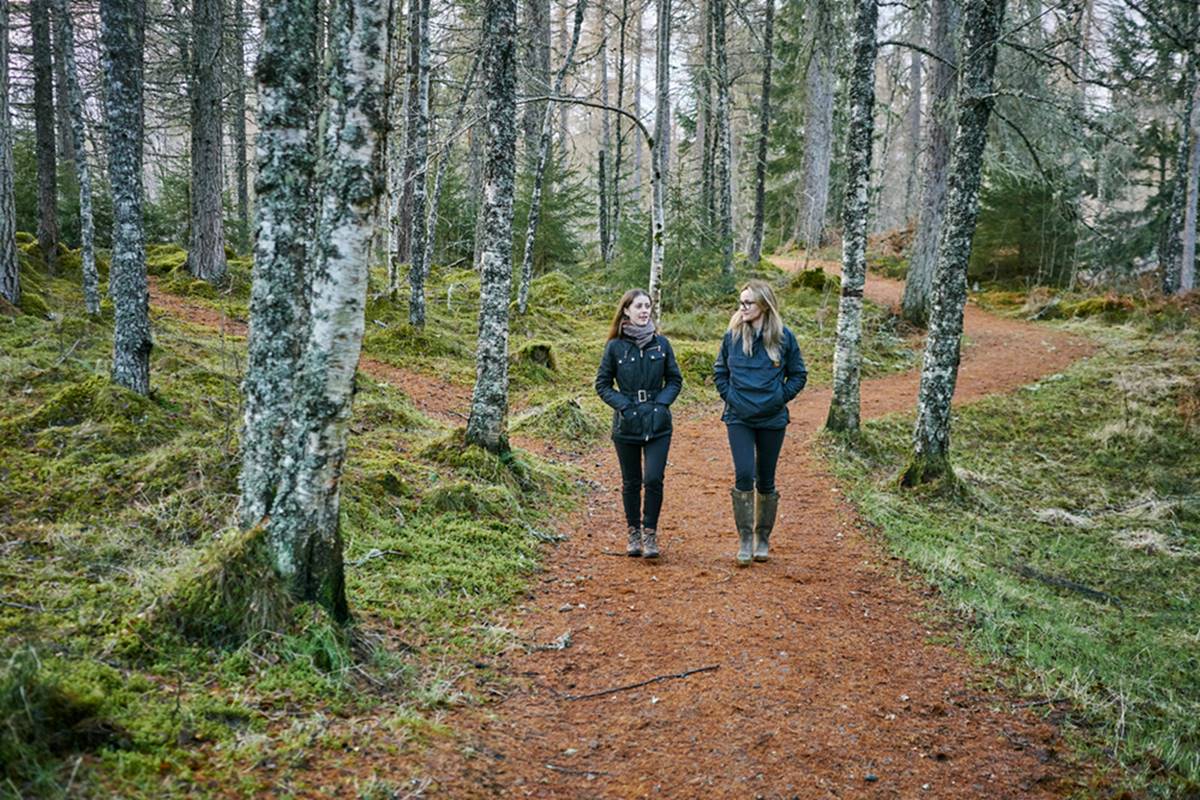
738, 300, 756, 308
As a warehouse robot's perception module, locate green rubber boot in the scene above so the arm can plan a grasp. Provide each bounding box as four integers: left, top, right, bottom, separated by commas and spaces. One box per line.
731, 488, 755, 566
754, 491, 779, 562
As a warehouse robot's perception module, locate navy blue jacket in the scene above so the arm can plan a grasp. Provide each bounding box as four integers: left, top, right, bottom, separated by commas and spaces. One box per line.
595, 334, 684, 443
714, 326, 807, 429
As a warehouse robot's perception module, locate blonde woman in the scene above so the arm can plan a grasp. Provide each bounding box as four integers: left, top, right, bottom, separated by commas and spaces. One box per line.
713, 280, 807, 565
595, 289, 684, 558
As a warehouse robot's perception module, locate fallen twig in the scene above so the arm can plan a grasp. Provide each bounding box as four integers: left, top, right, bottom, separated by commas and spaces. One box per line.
348, 548, 405, 567
1012, 696, 1069, 709
1011, 562, 1123, 607
544, 763, 612, 777
564, 664, 720, 701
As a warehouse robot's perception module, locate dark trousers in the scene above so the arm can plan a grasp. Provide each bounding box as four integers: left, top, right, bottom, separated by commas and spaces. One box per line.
613, 435, 671, 529
726, 424, 787, 493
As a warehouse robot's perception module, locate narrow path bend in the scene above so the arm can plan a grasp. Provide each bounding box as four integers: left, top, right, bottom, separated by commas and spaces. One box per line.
417, 256, 1096, 798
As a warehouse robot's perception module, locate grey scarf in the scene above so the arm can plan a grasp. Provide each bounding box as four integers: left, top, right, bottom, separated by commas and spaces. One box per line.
622, 320, 657, 349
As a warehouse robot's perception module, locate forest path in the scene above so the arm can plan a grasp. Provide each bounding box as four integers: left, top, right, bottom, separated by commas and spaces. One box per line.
415, 254, 1097, 798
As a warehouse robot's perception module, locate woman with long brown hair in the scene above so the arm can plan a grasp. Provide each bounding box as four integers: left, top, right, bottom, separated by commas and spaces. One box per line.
714, 279, 807, 565
594, 289, 683, 558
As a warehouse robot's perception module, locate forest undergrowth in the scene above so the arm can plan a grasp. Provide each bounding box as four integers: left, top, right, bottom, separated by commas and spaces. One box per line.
0, 241, 913, 797
827, 322, 1200, 796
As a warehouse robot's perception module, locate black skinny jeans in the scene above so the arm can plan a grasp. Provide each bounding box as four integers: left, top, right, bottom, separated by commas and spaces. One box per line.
612, 435, 671, 529
726, 424, 786, 494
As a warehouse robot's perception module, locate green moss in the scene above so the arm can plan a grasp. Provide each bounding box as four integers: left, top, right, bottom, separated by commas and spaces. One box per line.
159, 266, 219, 299
1059, 294, 1136, 321
790, 267, 841, 293
425, 481, 519, 517
511, 396, 608, 444
673, 343, 716, 387
869, 253, 909, 280
145, 244, 188, 276
420, 428, 535, 494
15, 230, 35, 244
2, 375, 160, 442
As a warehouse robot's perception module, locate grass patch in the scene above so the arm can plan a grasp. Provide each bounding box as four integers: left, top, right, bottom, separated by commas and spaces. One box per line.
825, 326, 1200, 795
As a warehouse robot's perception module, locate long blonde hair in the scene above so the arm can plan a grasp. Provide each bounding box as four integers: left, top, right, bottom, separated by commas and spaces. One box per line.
728, 279, 783, 361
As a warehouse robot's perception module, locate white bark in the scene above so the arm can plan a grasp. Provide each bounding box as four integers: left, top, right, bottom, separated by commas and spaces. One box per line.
713, 0, 733, 274
407, 0, 431, 327
649, 0, 669, 322
1182, 77, 1200, 292
826, 0, 878, 434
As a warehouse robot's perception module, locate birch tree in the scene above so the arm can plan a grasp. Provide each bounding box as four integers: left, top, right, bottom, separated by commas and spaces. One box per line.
101, 0, 151, 395
54, 0, 98, 315
522, 0, 552, 169
406, 0, 431, 327
1182, 78, 1199, 292
0, 0, 16, 307
648, 0, 669, 319
796, 0, 833, 255
189, 0, 228, 283
517, 0, 587, 314
713, 0, 733, 275
825, 0, 878, 434
32, 0, 60, 274
466, 0, 518, 454
901, 0, 958, 325
748, 0, 775, 266
903, 0, 1006, 487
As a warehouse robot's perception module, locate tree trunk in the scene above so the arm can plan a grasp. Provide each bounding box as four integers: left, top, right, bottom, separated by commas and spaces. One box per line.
189, 0, 228, 283
597, 0, 611, 264
903, 0, 1006, 487
1180, 68, 1199, 292
0, 0, 17, 306
825, 0, 878, 434
230, 0, 251, 253
33, 0, 60, 274
466, 0, 519, 454
649, 0, 670, 321
425, 48, 483, 277
521, 0, 551, 170
240, 0, 320, 535
713, 0, 733, 275
54, 0, 98, 315
699, 0, 714, 226
796, 0, 833, 256
748, 0, 774, 266
101, 0, 150, 395
901, 0, 957, 325
903, 9, 922, 217
396, 0, 421, 273
386, 4, 407, 294
407, 0, 431, 327
50, 10, 74, 169
631, 1, 643, 208
607, 0, 628, 263
518, 0, 588, 314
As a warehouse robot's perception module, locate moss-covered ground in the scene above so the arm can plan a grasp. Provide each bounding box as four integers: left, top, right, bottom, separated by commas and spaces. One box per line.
1, 242, 914, 797
825, 321, 1200, 797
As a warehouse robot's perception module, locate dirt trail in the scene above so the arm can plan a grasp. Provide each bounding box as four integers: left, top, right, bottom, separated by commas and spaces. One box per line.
415, 256, 1097, 798
148, 263, 1097, 797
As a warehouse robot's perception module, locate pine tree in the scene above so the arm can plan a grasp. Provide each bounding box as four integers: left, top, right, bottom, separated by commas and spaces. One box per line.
748, 0, 775, 265
796, 0, 834, 255
0, 0, 17, 307
101, 0, 151, 395
189, 0, 228, 282
32, 0, 60, 274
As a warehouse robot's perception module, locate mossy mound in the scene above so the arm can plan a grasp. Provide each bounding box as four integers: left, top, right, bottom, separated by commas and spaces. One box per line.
159, 265, 220, 299
869, 253, 909, 280
420, 428, 537, 494
511, 397, 608, 444
673, 344, 716, 387
1060, 294, 1136, 321
791, 268, 840, 293
145, 244, 189, 276
2, 375, 160, 442
529, 270, 586, 309
136, 525, 291, 649
511, 341, 558, 387
426, 481, 519, 517
15, 231, 35, 245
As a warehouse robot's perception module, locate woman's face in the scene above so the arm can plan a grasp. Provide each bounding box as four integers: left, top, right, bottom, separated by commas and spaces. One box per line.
624, 294, 652, 326
739, 290, 763, 325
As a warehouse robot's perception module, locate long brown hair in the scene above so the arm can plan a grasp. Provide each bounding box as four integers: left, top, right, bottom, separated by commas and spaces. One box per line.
728, 279, 783, 361
607, 289, 655, 341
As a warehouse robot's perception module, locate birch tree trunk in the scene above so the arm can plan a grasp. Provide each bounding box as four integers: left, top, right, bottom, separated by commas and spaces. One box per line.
101, 0, 151, 396
607, 0, 628, 263
518, 0, 587, 314
1180, 73, 1199, 292
699, 0, 714, 225
713, 0, 734, 275
597, 0, 611, 264
407, 0, 431, 327
649, 0, 670, 321
521, 0, 551, 170
466, 0, 519, 454
189, 0, 228, 283
903, 0, 1006, 487
0, 0, 17, 307
1159, 51, 1196, 295
33, 0, 60, 274
903, 9, 923, 216
386, 5, 407, 294
748, 0, 774, 266
230, 0, 251, 253
796, 0, 833, 256
901, 0, 957, 325
265, 0, 387, 619
631, 2, 643, 208
825, 0, 878, 434
53, 0, 98, 315
239, 0, 319, 534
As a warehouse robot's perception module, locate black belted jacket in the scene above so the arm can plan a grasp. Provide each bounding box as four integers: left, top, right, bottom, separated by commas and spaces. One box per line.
594, 333, 684, 443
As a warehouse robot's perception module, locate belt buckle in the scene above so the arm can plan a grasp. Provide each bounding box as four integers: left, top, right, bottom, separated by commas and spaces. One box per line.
637, 390, 649, 403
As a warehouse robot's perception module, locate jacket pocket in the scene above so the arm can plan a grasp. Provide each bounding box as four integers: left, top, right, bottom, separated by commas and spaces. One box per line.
617, 405, 644, 437
648, 403, 672, 438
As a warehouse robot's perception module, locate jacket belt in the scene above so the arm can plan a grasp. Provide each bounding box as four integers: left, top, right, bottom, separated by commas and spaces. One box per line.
623, 389, 652, 403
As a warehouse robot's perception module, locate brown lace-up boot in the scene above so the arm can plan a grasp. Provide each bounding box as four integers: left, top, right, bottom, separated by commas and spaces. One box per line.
641, 527, 659, 559
626, 525, 642, 557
